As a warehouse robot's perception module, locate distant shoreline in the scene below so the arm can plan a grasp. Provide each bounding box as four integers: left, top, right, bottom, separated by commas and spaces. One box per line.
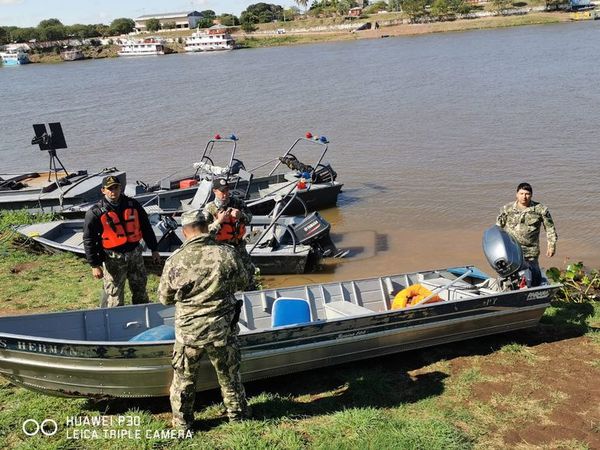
24, 11, 573, 64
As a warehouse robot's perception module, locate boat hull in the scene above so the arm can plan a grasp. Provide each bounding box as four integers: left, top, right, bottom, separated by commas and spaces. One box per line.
0, 170, 126, 213
15, 219, 315, 275
0, 271, 559, 398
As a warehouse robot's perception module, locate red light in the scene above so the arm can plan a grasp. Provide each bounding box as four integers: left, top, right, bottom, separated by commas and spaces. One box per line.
214, 134, 221, 140
305, 132, 312, 139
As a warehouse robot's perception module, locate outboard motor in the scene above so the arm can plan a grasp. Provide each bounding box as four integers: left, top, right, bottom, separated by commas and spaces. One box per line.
482, 225, 531, 290
292, 212, 346, 258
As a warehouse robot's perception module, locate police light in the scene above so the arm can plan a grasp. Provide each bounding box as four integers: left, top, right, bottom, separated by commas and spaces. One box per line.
229, 134, 238, 141
214, 134, 221, 140
305, 132, 313, 139
320, 136, 328, 143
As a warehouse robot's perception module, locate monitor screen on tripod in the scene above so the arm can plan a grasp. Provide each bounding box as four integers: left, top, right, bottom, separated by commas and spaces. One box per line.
32, 122, 68, 151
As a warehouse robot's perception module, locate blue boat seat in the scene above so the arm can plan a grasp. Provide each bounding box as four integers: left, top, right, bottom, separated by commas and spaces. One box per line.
448, 267, 490, 280
271, 298, 312, 328
129, 324, 175, 342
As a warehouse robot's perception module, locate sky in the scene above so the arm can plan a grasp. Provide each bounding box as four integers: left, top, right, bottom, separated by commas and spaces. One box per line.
0, 0, 299, 27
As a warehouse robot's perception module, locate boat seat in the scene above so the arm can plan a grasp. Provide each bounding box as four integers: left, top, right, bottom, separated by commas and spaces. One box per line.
447, 267, 490, 280
324, 301, 373, 319
129, 324, 175, 342
181, 179, 212, 211
271, 298, 312, 327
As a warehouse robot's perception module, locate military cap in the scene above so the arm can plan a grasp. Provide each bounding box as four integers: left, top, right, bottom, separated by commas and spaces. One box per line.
180, 209, 211, 227
102, 175, 121, 188
212, 177, 229, 191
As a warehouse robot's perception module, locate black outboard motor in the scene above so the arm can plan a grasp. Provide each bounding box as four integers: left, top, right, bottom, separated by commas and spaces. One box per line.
292, 212, 346, 258
482, 225, 531, 290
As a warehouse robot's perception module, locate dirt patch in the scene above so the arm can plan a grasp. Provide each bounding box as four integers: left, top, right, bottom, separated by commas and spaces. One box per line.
8, 262, 37, 274
462, 336, 600, 448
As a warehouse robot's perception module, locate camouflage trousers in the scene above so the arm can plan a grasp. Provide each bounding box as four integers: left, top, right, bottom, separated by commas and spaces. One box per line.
170, 335, 248, 429
101, 244, 149, 308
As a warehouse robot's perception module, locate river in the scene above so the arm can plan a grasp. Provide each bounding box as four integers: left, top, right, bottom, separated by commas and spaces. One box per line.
1, 21, 599, 286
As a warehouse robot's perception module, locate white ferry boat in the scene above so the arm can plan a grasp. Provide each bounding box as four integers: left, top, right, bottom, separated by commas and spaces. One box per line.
0, 50, 30, 66
184, 25, 235, 52
117, 38, 165, 57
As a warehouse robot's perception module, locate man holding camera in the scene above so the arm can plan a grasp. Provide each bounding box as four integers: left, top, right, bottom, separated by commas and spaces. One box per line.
204, 177, 256, 289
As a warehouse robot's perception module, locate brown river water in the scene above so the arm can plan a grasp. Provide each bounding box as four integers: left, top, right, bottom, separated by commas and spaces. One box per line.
1, 21, 599, 286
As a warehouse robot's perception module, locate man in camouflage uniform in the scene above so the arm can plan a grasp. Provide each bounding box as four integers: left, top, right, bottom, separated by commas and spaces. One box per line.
496, 182, 558, 286
158, 209, 250, 431
204, 177, 256, 289
83, 176, 160, 307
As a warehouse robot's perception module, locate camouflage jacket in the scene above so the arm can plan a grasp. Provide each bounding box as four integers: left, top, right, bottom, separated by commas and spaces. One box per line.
158, 234, 249, 347
205, 196, 252, 246
496, 200, 558, 260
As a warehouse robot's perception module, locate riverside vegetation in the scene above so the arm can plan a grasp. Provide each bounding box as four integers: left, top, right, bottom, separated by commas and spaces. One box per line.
0, 210, 599, 449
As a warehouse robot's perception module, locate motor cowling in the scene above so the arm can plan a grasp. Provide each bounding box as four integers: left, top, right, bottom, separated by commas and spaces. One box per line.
483, 225, 523, 277
482, 225, 531, 289
292, 212, 345, 258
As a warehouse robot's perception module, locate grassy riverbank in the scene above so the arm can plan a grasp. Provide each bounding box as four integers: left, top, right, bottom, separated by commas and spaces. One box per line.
1, 211, 599, 448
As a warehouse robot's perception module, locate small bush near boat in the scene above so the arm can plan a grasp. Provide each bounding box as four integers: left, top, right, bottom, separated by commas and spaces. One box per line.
546, 262, 600, 303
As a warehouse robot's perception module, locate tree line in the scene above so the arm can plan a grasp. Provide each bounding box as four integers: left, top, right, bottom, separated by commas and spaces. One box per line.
0, 18, 137, 45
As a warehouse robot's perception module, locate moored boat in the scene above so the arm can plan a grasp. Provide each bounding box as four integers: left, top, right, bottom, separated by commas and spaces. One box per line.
0, 50, 29, 66
0, 263, 559, 398
117, 38, 165, 56
140, 133, 342, 216
184, 25, 235, 52
60, 49, 84, 61
0, 123, 125, 213
0, 169, 126, 213
15, 210, 344, 274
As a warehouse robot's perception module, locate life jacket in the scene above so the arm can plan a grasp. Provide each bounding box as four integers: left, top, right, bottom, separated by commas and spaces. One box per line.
216, 216, 246, 243
391, 284, 442, 310
98, 201, 143, 249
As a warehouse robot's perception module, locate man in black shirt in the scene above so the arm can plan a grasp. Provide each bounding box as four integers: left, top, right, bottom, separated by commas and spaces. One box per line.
83, 176, 160, 307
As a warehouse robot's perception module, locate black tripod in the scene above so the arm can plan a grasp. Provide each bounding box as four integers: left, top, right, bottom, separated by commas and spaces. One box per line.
32, 123, 69, 182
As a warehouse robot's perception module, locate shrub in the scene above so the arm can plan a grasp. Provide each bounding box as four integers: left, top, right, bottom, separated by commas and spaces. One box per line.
546, 262, 600, 303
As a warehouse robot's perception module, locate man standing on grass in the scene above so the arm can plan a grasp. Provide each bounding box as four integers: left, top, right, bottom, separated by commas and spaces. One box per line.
83, 175, 160, 307
158, 209, 250, 432
496, 182, 558, 287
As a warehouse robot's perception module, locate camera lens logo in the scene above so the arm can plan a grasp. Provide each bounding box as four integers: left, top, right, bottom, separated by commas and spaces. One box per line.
22, 419, 58, 436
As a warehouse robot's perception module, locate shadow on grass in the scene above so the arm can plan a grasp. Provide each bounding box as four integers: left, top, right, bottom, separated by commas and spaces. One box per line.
83, 299, 597, 428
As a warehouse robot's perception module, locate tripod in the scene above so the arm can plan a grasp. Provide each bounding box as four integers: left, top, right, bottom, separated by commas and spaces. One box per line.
47, 148, 69, 182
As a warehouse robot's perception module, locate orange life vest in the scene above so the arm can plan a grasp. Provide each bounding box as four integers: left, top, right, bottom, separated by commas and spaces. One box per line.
100, 207, 142, 249
216, 216, 246, 243
391, 284, 442, 310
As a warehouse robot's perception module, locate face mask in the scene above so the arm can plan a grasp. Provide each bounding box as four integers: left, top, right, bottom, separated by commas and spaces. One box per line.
214, 196, 228, 209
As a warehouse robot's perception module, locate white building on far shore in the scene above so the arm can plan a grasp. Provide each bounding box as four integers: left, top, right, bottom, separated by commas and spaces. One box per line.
134, 11, 204, 32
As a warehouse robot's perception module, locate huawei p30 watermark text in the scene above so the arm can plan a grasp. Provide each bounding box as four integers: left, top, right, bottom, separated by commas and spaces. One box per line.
22, 415, 193, 440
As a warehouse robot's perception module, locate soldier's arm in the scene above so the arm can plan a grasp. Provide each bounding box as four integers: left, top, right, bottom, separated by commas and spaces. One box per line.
204, 203, 221, 236
217, 248, 249, 292
542, 208, 558, 255
82, 208, 103, 267
158, 260, 177, 305
135, 201, 158, 251
496, 209, 507, 228
235, 198, 252, 224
